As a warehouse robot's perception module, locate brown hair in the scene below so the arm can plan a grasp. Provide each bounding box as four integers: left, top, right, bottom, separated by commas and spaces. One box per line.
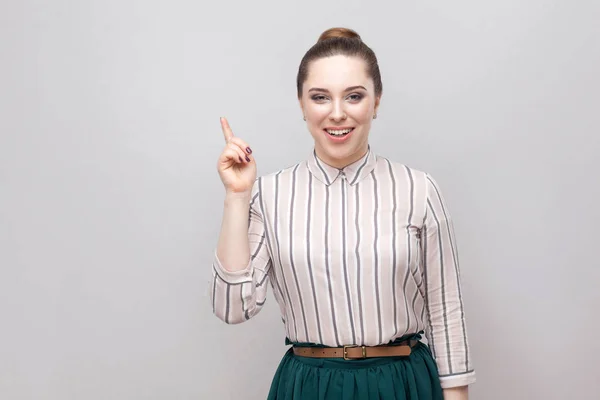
296, 27, 383, 98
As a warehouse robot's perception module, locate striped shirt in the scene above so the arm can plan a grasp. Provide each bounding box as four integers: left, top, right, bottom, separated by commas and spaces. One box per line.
210, 147, 476, 389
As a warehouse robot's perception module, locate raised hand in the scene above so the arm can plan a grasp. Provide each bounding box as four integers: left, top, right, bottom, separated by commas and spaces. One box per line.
216, 117, 257, 194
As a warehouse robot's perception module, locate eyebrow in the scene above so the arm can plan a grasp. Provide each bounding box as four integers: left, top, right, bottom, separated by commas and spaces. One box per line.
308, 85, 367, 93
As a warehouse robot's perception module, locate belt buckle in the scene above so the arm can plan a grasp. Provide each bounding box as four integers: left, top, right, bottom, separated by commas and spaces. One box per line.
343, 344, 367, 360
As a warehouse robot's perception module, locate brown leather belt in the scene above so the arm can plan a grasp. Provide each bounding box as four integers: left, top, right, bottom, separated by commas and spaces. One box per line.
293, 339, 419, 360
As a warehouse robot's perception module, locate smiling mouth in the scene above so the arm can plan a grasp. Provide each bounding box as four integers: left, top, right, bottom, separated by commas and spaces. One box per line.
324, 128, 355, 137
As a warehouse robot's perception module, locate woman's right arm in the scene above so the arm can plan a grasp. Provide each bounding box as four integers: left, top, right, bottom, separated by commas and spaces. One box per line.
216, 190, 253, 272
210, 118, 272, 324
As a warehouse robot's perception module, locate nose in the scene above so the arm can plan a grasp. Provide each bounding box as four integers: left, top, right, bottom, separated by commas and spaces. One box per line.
329, 100, 347, 122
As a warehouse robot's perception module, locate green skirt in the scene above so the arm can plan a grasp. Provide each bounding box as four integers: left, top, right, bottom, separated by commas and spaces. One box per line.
267, 333, 443, 400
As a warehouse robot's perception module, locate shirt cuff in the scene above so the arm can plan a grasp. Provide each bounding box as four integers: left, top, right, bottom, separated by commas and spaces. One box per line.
212, 250, 253, 284
439, 370, 476, 389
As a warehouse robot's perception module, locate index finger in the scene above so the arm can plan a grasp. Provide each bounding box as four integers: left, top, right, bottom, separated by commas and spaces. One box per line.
220, 117, 234, 142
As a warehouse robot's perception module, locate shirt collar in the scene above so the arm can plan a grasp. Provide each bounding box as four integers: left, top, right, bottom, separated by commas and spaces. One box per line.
306, 146, 377, 186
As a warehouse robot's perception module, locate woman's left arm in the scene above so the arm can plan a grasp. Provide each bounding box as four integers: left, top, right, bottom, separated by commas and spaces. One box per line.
443, 386, 469, 400
421, 173, 476, 391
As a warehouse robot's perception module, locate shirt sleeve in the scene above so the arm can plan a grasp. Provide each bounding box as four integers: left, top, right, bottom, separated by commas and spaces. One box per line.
209, 179, 272, 324
421, 173, 476, 389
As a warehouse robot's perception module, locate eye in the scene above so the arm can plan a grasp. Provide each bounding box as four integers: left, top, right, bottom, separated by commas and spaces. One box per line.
311, 95, 328, 102
347, 93, 364, 102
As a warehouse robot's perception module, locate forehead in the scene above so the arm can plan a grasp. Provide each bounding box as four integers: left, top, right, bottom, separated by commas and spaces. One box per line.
305, 55, 372, 91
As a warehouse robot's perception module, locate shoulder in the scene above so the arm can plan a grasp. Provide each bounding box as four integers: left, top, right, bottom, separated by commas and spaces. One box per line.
260, 161, 305, 184
373, 154, 430, 184
372, 155, 448, 202
251, 160, 306, 195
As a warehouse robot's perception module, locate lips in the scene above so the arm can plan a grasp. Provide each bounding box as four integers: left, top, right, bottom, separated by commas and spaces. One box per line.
324, 127, 355, 137
323, 127, 355, 142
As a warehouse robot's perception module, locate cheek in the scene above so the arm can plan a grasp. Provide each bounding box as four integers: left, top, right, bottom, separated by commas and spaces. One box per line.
306, 104, 328, 120
351, 103, 373, 122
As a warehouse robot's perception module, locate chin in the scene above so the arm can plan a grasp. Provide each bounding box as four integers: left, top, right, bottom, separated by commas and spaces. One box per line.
323, 143, 359, 160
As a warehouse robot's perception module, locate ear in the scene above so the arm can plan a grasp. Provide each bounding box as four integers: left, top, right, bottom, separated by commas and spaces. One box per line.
374, 95, 381, 115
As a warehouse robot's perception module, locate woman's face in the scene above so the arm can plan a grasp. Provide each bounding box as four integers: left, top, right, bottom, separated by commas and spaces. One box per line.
299, 55, 380, 169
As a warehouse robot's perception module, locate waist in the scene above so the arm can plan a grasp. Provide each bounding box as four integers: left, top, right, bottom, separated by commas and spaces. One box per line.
290, 332, 422, 360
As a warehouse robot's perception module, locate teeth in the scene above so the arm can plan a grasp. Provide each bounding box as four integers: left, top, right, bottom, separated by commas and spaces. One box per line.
326, 128, 353, 136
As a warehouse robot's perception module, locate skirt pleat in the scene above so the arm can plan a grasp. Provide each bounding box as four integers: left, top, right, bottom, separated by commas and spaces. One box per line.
267, 336, 443, 400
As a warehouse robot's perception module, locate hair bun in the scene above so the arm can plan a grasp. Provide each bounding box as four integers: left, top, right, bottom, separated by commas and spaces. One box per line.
317, 27, 361, 42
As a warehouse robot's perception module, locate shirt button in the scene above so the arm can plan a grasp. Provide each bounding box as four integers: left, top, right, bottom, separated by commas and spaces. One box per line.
245, 272, 250, 277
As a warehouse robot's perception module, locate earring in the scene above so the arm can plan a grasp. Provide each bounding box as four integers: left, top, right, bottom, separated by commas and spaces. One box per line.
303, 116, 306, 121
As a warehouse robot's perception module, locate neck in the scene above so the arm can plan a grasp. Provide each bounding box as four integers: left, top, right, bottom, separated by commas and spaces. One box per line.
315, 143, 369, 169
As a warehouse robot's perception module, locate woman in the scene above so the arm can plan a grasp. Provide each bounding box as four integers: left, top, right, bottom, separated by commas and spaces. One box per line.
210, 27, 475, 400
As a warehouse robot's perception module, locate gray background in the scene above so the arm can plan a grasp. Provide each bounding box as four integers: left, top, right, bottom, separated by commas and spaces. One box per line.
1, 0, 598, 399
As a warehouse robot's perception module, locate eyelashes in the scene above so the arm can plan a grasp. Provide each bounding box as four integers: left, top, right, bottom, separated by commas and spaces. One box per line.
310, 93, 364, 102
